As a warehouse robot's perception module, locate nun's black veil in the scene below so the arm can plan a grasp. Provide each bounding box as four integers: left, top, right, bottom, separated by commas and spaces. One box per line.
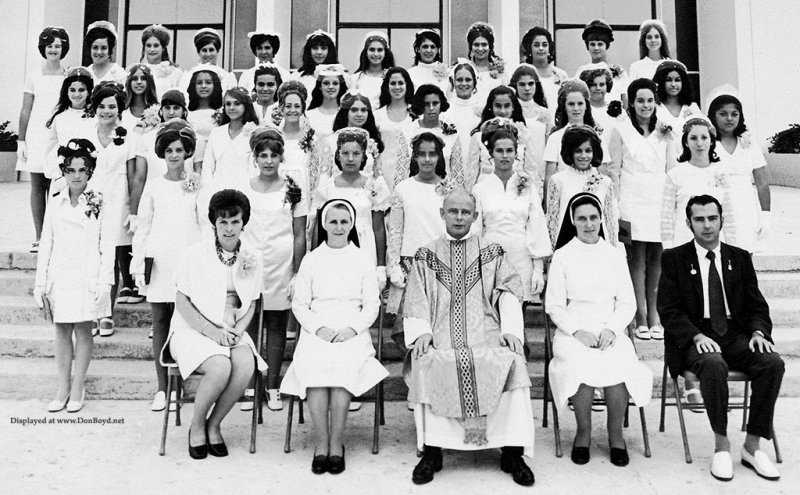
315, 198, 361, 248
553, 192, 605, 251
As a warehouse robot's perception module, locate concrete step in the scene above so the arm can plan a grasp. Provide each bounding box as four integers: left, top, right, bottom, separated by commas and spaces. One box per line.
753, 254, 800, 272
4, 355, 800, 402
0, 270, 34, 296
757, 271, 800, 298
0, 251, 36, 270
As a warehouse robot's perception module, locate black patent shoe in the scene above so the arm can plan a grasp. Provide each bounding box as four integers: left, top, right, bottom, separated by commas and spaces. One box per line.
609, 444, 629, 467
311, 450, 329, 474
500, 453, 535, 486
328, 445, 346, 475
571, 443, 590, 465
206, 422, 228, 457
412, 446, 443, 485
188, 428, 208, 460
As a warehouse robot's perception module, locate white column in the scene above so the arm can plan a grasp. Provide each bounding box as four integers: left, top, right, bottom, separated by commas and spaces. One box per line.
488, 0, 519, 68
256, 0, 293, 70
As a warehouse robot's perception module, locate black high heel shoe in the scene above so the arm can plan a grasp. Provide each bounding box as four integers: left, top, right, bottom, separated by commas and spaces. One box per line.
570, 441, 590, 465
609, 443, 629, 467
311, 449, 329, 474
328, 445, 346, 474
206, 422, 228, 457
188, 427, 208, 460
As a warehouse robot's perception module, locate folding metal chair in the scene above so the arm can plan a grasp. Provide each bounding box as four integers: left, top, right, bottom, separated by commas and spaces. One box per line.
284, 300, 386, 455
541, 295, 651, 458
658, 362, 783, 464
158, 297, 265, 455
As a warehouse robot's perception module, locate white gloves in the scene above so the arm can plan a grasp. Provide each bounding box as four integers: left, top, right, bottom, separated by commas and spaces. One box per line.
33, 286, 45, 308
124, 214, 138, 235
376, 266, 387, 291
17, 141, 27, 161
757, 211, 771, 241
530, 270, 545, 295
134, 273, 146, 290
388, 265, 405, 288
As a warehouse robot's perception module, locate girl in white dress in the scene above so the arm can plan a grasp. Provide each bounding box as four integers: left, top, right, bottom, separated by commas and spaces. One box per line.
121, 64, 160, 135
281, 199, 388, 473
17, 27, 68, 252
406, 29, 449, 94
44, 68, 95, 184
313, 128, 390, 288
466, 22, 505, 104
467, 86, 546, 190
547, 125, 619, 249
238, 31, 291, 94
546, 192, 652, 466
578, 64, 621, 143
294, 30, 340, 102
472, 122, 551, 302
708, 87, 771, 253
132, 120, 203, 411
441, 60, 482, 168
661, 117, 735, 250
167, 189, 267, 459
306, 64, 349, 140
187, 70, 223, 166
178, 28, 237, 92
608, 78, 674, 340
320, 92, 385, 181
352, 32, 395, 110
251, 65, 282, 125
201, 87, 259, 192
543, 80, 609, 193
653, 61, 702, 154
386, 133, 449, 341
88, 83, 139, 328
520, 27, 568, 124
83, 21, 126, 85
34, 139, 114, 413
374, 67, 415, 191
138, 24, 182, 98
241, 128, 308, 411
509, 64, 551, 131
628, 20, 671, 81
574, 20, 629, 106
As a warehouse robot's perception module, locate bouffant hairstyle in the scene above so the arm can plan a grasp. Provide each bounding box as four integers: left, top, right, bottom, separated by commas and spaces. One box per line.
38, 27, 70, 59
582, 20, 614, 49
677, 118, 720, 163
449, 61, 478, 95
638, 20, 671, 59
253, 65, 283, 103
218, 87, 259, 126
509, 64, 548, 107
308, 74, 348, 110
578, 67, 614, 94
410, 132, 447, 179
298, 33, 338, 77
378, 67, 414, 108
90, 82, 125, 117
124, 64, 159, 109
652, 62, 695, 106
277, 80, 308, 112
476, 86, 526, 129
561, 125, 603, 167
332, 94, 384, 153
467, 22, 498, 63
58, 138, 97, 177
356, 34, 395, 73
249, 33, 281, 56
708, 94, 748, 138
554, 80, 595, 131
413, 30, 442, 64
208, 189, 251, 226
411, 84, 450, 116
334, 129, 369, 170
155, 120, 197, 159
626, 78, 659, 135
85, 26, 116, 52
187, 70, 223, 111
249, 128, 285, 156
141, 24, 171, 62
194, 30, 221, 52
482, 124, 519, 153
520, 26, 554, 64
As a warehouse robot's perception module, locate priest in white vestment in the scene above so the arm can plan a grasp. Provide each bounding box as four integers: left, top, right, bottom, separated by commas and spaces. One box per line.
403, 188, 535, 487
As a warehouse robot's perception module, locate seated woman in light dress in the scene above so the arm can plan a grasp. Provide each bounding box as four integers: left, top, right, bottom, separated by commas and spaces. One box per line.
166, 189, 267, 460
281, 198, 388, 475
546, 192, 652, 467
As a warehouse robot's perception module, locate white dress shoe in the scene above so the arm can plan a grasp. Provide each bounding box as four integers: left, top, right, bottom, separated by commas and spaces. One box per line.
47, 396, 69, 412
240, 388, 254, 411
151, 391, 166, 411
711, 451, 733, 481
741, 447, 780, 480
266, 389, 283, 411
66, 389, 85, 413
349, 401, 362, 411
634, 326, 651, 340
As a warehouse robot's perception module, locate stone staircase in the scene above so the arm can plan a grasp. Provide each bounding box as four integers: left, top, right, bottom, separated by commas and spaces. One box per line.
1, 249, 799, 402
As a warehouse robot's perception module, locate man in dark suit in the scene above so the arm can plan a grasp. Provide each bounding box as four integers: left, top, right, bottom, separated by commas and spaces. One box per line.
658, 195, 783, 482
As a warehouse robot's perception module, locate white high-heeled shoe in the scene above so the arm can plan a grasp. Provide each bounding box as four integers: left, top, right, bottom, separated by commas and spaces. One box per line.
47, 395, 70, 412
66, 389, 85, 413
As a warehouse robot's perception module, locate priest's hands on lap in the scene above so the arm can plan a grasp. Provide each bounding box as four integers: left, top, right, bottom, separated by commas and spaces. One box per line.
693, 333, 721, 354
749, 332, 774, 353
597, 329, 616, 350
573, 330, 598, 348
413, 334, 434, 359
500, 334, 524, 354
332, 327, 357, 342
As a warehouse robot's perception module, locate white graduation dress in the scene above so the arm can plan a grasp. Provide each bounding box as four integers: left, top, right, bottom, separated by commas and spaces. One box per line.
85, 63, 127, 85
281, 242, 388, 398
187, 108, 217, 165
16, 71, 63, 173
628, 57, 665, 81
306, 108, 337, 141
407, 63, 450, 94
715, 137, 766, 252
143, 62, 183, 99
472, 172, 552, 301
201, 124, 255, 192
131, 176, 204, 302
532, 65, 568, 125
374, 107, 414, 191
351, 72, 384, 110
545, 237, 653, 411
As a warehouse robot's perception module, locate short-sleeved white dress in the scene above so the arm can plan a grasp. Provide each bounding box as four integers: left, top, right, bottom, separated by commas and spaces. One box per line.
16, 71, 64, 173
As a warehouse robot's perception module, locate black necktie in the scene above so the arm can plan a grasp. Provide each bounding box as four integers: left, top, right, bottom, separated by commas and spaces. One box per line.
706, 251, 728, 335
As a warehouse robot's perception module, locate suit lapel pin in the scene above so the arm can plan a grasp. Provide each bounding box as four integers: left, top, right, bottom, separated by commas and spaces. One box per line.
690, 263, 697, 275
728, 260, 732, 271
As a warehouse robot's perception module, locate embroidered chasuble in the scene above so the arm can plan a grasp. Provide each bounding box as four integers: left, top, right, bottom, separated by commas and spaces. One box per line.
404, 235, 531, 445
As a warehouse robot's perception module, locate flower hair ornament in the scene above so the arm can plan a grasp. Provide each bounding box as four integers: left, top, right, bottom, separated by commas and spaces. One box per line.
467, 21, 495, 42
363, 31, 389, 48
314, 63, 349, 82
682, 116, 717, 138
110, 126, 128, 146
306, 29, 335, 43
336, 126, 370, 149
480, 117, 519, 148
277, 79, 309, 104
58, 138, 98, 167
